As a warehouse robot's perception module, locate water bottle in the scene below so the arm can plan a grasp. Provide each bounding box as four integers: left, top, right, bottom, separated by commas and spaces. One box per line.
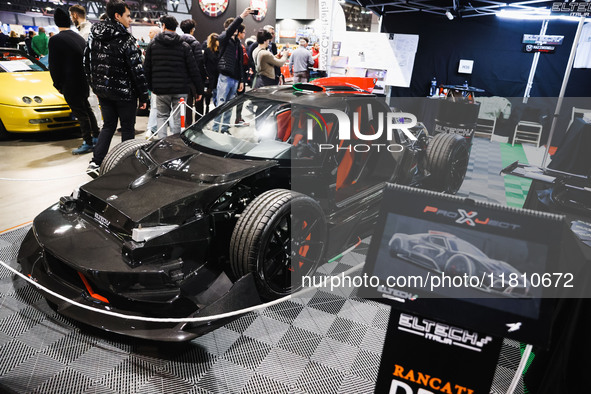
430, 77, 437, 96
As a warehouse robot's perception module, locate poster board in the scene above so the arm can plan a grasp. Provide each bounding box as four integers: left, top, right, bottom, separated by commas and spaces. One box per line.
330, 31, 418, 88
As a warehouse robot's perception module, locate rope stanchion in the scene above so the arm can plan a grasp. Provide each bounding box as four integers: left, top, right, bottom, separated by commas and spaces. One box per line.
180, 97, 186, 132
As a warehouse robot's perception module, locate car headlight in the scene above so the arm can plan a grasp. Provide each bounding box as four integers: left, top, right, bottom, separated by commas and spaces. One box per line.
33, 96, 43, 103
132, 225, 179, 242
22, 96, 32, 104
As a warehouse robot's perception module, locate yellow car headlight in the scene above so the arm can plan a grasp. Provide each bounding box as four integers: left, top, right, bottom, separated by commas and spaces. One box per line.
33, 96, 43, 103
22, 96, 32, 104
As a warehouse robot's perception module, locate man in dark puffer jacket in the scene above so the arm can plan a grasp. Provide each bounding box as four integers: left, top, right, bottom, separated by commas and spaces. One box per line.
144, 15, 203, 140
84, 0, 149, 177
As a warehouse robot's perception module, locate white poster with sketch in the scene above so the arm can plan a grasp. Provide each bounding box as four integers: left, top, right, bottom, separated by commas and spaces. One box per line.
574, 22, 591, 69
332, 31, 418, 87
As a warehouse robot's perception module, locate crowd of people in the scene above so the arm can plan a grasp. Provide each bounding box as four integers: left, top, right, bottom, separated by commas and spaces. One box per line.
11, 0, 323, 177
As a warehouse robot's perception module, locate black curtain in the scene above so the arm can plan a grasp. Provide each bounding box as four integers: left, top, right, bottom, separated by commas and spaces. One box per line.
381, 13, 591, 98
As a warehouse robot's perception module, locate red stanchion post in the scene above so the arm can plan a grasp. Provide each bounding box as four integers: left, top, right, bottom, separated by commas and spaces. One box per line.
179, 97, 185, 131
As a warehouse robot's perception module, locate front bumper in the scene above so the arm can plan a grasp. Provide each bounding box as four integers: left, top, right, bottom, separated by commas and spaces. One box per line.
0, 103, 78, 132
17, 206, 261, 342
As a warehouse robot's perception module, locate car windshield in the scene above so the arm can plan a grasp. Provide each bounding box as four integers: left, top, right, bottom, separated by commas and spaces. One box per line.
183, 96, 295, 160
448, 238, 487, 258
0, 51, 46, 72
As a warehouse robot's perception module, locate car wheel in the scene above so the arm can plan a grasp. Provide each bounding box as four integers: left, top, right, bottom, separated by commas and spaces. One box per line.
389, 235, 407, 258
0, 118, 11, 141
426, 133, 469, 194
444, 254, 474, 277
230, 189, 327, 300
99, 139, 150, 176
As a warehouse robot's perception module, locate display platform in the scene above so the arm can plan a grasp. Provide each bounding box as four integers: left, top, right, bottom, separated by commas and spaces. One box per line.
0, 138, 534, 393
0, 224, 527, 393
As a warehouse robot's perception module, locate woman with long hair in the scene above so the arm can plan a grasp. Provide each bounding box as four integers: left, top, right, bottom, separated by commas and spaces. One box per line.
203, 32, 219, 113
252, 30, 288, 89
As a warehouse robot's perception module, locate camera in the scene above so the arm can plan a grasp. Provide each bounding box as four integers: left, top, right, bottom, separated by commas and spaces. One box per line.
250, 9, 259, 15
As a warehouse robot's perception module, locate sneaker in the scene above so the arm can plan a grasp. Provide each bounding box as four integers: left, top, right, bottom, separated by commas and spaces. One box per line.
72, 142, 93, 155
86, 162, 100, 179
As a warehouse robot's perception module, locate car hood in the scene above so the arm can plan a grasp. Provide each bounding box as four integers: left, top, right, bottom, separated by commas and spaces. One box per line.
0, 72, 67, 106
81, 135, 277, 228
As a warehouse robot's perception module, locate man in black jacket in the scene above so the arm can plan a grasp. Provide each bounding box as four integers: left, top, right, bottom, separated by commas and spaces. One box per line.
216, 7, 251, 108
84, 0, 149, 177
144, 15, 203, 140
179, 19, 206, 124
48, 7, 99, 155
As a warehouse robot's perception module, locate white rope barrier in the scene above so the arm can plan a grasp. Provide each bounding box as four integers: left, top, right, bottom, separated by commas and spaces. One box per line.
0, 258, 364, 324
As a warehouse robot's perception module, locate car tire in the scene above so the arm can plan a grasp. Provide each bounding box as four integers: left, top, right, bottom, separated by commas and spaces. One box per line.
388, 235, 408, 258
99, 139, 150, 176
0, 119, 11, 141
444, 254, 474, 277
426, 133, 469, 194
230, 189, 326, 300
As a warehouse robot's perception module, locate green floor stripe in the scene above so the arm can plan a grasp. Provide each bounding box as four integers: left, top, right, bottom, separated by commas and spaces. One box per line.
499, 143, 532, 208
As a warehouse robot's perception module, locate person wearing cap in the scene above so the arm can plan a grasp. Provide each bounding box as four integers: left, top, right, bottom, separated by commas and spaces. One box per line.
48, 7, 99, 155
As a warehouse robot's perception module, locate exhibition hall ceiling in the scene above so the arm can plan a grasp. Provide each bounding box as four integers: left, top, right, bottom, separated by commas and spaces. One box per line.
356, 0, 556, 18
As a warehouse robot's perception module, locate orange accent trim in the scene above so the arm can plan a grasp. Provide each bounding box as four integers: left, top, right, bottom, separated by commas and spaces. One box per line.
277, 109, 292, 141
0, 221, 33, 234
475, 218, 489, 225
77, 272, 109, 304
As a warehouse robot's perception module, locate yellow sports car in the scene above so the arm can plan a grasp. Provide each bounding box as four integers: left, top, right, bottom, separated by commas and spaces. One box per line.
0, 47, 78, 139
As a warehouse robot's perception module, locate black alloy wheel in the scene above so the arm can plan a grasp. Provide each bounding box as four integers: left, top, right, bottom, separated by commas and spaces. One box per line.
230, 189, 327, 300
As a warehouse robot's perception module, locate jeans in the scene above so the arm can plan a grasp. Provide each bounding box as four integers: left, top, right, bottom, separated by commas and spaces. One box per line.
215, 74, 239, 132
147, 92, 158, 133
156, 93, 187, 139
92, 97, 137, 166
293, 71, 309, 83
148, 92, 175, 135
63, 90, 99, 145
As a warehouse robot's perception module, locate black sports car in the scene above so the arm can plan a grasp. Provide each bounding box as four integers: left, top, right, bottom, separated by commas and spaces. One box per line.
17, 77, 469, 341
389, 231, 531, 297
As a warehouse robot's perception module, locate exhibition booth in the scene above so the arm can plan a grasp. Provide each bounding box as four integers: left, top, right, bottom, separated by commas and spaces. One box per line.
1, 1, 591, 393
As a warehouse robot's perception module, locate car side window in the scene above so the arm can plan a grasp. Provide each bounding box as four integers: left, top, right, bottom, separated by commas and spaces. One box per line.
430, 236, 446, 248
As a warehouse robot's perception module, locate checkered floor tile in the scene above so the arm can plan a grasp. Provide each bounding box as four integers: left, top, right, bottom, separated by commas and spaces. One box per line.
0, 138, 530, 393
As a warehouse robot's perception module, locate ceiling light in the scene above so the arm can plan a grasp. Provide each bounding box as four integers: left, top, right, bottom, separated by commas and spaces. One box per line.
445, 10, 454, 20
496, 8, 590, 21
